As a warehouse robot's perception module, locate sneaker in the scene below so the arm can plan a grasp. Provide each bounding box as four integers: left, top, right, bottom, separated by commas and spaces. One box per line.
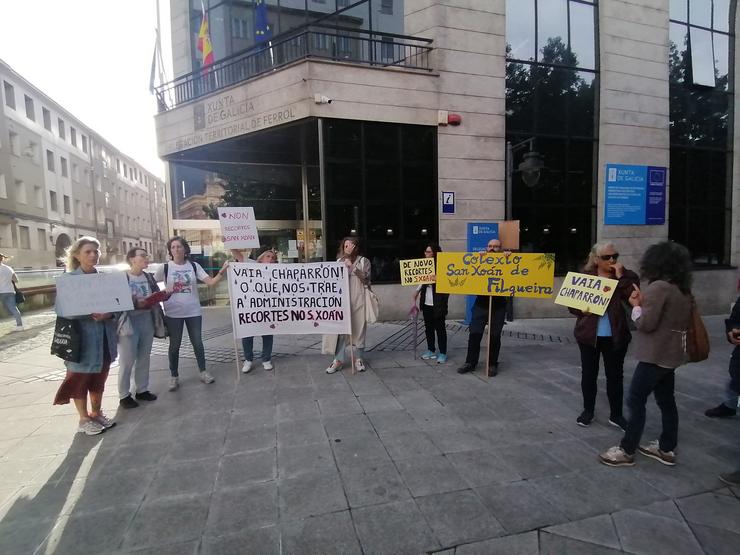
436, 354, 448, 364
168, 377, 179, 391
608, 415, 628, 432
135, 391, 157, 402
263, 360, 274, 371
355, 359, 366, 372
599, 445, 635, 467
421, 350, 437, 360
91, 412, 116, 429
77, 419, 105, 436
577, 411, 594, 427
457, 363, 475, 374
119, 395, 139, 409
200, 371, 215, 384
242, 360, 253, 374
705, 403, 737, 418
638, 440, 676, 466
719, 470, 740, 487
326, 360, 343, 374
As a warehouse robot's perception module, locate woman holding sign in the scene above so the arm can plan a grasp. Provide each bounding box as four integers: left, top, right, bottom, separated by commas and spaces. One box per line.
326, 237, 371, 374
414, 244, 449, 363
154, 236, 227, 391
53, 237, 118, 436
570, 242, 639, 430
241, 247, 277, 373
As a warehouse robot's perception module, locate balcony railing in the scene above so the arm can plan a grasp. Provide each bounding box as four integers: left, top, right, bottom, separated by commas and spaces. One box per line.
155, 25, 433, 112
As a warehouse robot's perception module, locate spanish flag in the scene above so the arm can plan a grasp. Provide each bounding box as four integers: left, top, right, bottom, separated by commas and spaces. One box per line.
197, 3, 214, 70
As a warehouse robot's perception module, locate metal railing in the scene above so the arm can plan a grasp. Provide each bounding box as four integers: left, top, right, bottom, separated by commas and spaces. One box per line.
155, 25, 433, 112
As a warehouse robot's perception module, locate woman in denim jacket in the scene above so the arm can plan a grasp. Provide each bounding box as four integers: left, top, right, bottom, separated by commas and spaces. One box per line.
53, 237, 119, 435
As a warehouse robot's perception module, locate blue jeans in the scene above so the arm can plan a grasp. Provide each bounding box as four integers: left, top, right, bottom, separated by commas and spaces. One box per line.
620, 362, 678, 455
164, 315, 206, 376
242, 335, 273, 362
0, 292, 22, 326
334, 335, 364, 364
118, 312, 154, 398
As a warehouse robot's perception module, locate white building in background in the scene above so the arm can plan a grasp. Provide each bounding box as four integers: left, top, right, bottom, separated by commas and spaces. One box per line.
0, 59, 169, 269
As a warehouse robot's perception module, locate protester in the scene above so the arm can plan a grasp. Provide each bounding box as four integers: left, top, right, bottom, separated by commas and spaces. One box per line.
117, 247, 163, 408
154, 236, 226, 391
704, 292, 740, 418
0, 253, 24, 331
53, 237, 118, 435
457, 238, 508, 376
242, 247, 277, 373
569, 242, 639, 429
600, 241, 692, 467
326, 237, 371, 374
414, 244, 449, 363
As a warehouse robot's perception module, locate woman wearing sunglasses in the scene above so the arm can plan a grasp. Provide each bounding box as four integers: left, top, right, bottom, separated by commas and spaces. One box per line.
569, 243, 639, 429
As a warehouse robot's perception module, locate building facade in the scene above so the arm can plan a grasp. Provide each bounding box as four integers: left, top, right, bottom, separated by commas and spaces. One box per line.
0, 59, 169, 269
156, 0, 739, 317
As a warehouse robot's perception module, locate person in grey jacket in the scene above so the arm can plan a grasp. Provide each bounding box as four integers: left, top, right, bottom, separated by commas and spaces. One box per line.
53, 237, 119, 435
600, 241, 692, 467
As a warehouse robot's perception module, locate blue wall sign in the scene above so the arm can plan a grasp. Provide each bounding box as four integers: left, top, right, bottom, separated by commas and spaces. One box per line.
464, 223, 499, 323
604, 164, 666, 225
442, 191, 455, 214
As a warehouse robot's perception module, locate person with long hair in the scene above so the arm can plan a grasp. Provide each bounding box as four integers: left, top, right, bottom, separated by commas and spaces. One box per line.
414, 244, 449, 363
153, 236, 226, 391
600, 241, 693, 467
117, 247, 163, 409
326, 237, 371, 374
569, 242, 639, 429
53, 237, 118, 435
241, 247, 277, 373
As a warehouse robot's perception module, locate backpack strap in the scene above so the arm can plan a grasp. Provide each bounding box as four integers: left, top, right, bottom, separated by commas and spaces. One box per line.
163, 262, 168, 282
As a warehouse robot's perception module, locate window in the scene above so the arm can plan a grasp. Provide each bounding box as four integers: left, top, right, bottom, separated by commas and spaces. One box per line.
232, 17, 248, 39
8, 131, 19, 156
669, 0, 733, 265
75, 199, 80, 215
15, 180, 26, 204
49, 190, 58, 211
105, 192, 110, 207
0, 174, 6, 199
42, 107, 51, 131
34, 185, 43, 208
116, 159, 121, 173
18, 225, 30, 250
505, 0, 598, 273
3, 81, 15, 109
0, 224, 12, 248
380, 0, 393, 14
24, 95, 35, 121
81, 135, 88, 153
58, 118, 66, 140
70, 127, 77, 147
63, 195, 71, 214
381, 37, 395, 60
60, 157, 68, 177
46, 150, 55, 172
37, 228, 47, 251
124, 164, 128, 178
72, 163, 79, 182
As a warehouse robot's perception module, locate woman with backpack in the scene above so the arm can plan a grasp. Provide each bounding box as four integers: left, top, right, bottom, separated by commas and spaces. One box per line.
153, 236, 226, 391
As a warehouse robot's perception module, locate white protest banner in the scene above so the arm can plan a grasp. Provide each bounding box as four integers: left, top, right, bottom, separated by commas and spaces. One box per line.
55, 272, 134, 317
218, 207, 260, 249
554, 271, 619, 316
229, 261, 351, 338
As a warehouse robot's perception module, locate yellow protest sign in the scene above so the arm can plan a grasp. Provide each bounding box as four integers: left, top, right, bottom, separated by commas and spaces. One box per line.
554, 272, 619, 316
399, 258, 436, 286
435, 252, 555, 298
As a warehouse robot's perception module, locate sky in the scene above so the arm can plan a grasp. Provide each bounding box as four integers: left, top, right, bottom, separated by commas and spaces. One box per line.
0, 0, 173, 179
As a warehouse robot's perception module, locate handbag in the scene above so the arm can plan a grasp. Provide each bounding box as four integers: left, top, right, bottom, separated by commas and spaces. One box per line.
50, 317, 81, 362
365, 286, 380, 324
145, 272, 168, 339
13, 282, 24, 305
686, 296, 710, 363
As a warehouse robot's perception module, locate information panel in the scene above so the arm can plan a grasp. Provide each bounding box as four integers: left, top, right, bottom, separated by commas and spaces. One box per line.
604, 164, 666, 225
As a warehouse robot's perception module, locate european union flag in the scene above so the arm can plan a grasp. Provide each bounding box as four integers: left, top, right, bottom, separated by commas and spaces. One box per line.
255, 0, 272, 43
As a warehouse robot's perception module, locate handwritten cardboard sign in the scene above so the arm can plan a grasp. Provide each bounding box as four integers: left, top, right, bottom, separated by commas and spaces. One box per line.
400, 258, 436, 286
435, 252, 556, 298
554, 272, 619, 316
55, 272, 134, 317
228, 262, 351, 338
218, 207, 260, 249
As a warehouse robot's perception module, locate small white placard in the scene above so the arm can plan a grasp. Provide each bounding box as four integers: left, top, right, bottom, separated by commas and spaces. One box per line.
55, 272, 134, 317
218, 207, 260, 249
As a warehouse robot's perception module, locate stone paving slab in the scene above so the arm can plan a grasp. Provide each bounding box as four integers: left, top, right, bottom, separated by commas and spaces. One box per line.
0, 309, 738, 553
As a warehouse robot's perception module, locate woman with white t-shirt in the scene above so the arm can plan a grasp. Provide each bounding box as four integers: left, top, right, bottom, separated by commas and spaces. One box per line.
154, 236, 226, 391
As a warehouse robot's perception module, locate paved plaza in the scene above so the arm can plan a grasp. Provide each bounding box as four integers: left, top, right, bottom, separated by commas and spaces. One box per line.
0, 308, 738, 554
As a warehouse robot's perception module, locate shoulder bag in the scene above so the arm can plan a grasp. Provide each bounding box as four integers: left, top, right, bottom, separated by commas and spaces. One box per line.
13, 282, 25, 305
686, 296, 710, 363
145, 272, 168, 339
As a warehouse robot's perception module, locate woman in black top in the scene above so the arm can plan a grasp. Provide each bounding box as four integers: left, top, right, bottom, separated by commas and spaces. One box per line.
414, 244, 449, 364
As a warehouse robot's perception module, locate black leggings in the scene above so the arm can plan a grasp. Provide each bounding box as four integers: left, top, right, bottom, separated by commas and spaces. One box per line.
578, 337, 626, 418
422, 305, 446, 354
